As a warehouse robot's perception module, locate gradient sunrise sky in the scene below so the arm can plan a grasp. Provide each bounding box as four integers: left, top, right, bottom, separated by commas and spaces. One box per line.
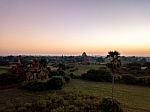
0, 0, 150, 56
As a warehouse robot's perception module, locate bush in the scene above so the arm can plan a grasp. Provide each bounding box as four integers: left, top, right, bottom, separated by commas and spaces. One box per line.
58, 70, 65, 76
81, 69, 112, 82
137, 77, 150, 87
100, 98, 123, 112
0, 73, 19, 86
1, 92, 124, 112
49, 70, 65, 78
46, 76, 65, 90
22, 81, 46, 91
23, 76, 65, 91
64, 75, 71, 83
57, 63, 66, 70
69, 73, 81, 79
121, 74, 137, 84
1, 92, 102, 112
48, 71, 59, 78
120, 75, 150, 87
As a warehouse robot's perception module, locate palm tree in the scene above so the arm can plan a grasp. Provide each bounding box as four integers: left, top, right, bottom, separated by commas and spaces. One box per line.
106, 51, 121, 100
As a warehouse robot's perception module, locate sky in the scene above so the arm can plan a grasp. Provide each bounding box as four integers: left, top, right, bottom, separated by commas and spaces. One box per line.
0, 0, 150, 56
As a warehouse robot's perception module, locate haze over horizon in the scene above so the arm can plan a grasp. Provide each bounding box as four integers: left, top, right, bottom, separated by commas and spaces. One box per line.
1, 0, 150, 56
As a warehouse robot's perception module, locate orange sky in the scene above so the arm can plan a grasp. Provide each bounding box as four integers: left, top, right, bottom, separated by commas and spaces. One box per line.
1, 0, 150, 56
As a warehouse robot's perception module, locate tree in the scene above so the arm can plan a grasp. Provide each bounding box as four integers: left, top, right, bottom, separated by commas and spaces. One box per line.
39, 57, 48, 68
58, 63, 66, 70
106, 51, 121, 100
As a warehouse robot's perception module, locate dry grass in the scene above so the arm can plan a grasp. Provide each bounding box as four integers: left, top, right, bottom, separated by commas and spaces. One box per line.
0, 79, 150, 112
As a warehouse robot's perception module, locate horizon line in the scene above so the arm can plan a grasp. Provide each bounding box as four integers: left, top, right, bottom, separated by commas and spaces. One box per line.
0, 54, 150, 57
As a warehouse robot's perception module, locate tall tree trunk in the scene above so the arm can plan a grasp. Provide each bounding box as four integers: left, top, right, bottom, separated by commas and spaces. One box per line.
112, 73, 115, 100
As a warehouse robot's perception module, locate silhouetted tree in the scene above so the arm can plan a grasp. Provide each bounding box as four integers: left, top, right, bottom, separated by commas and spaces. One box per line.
40, 57, 48, 68
106, 51, 121, 100
58, 63, 66, 70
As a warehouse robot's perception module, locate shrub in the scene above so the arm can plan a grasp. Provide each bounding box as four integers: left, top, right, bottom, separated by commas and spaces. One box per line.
49, 70, 65, 78
58, 70, 65, 76
127, 63, 141, 70
57, 63, 66, 70
81, 69, 112, 82
22, 81, 46, 91
70, 69, 76, 72
65, 105, 79, 112
0, 73, 19, 86
64, 75, 71, 83
121, 74, 137, 84
69, 73, 81, 79
22, 76, 65, 91
137, 77, 150, 87
69, 73, 74, 78
100, 98, 123, 112
1, 92, 124, 112
48, 71, 59, 78
31, 100, 47, 112
46, 76, 65, 90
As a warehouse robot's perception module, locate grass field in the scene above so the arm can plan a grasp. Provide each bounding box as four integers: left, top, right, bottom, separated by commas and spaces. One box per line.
66, 64, 104, 75
0, 79, 150, 112
64, 79, 150, 112
0, 64, 150, 112
66, 64, 150, 112
0, 66, 10, 74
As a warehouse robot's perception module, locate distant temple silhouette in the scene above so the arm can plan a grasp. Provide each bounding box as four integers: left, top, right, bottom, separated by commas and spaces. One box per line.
82, 52, 89, 64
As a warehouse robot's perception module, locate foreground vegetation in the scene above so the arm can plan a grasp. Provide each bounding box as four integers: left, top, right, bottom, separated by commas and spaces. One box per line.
0, 63, 150, 112
0, 90, 122, 112
0, 79, 150, 112
0, 66, 9, 75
